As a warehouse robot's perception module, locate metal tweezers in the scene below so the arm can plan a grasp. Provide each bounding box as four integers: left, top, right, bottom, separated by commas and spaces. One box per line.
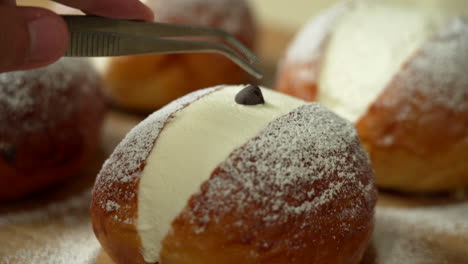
61, 15, 262, 79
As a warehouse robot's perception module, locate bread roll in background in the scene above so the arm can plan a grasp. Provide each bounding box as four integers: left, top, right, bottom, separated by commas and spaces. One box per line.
0, 59, 106, 200
88, 0, 256, 113
276, 0, 468, 193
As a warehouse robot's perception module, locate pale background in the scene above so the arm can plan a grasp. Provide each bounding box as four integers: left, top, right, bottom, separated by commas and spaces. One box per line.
251, 0, 468, 30
18, 0, 468, 31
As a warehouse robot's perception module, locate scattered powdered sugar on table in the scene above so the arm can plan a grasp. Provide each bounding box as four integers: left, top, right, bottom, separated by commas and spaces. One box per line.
373, 201, 468, 263
384, 17, 468, 114
2, 190, 467, 263
0, 190, 100, 264
0, 191, 91, 227
377, 202, 468, 237
188, 103, 376, 231
94, 87, 218, 219
285, 1, 350, 64
1, 225, 99, 264
145, 0, 247, 34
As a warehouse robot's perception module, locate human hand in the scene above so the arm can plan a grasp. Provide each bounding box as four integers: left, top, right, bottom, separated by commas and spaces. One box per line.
0, 0, 154, 73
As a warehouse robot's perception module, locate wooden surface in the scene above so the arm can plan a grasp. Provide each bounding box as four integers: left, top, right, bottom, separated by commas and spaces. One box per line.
1, 15, 468, 264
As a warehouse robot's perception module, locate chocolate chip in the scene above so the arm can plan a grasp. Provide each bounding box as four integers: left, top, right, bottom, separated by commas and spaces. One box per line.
1, 145, 16, 165
235, 85, 265, 106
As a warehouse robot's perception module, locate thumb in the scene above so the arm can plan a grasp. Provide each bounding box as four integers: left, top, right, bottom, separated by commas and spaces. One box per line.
0, 6, 68, 72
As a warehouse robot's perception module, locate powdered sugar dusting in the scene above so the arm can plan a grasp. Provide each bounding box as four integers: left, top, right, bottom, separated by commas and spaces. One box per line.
188, 103, 376, 232
0, 58, 99, 130
94, 87, 218, 219
384, 17, 468, 114
0, 190, 100, 264
285, 2, 350, 64
145, 0, 247, 34
0, 58, 95, 112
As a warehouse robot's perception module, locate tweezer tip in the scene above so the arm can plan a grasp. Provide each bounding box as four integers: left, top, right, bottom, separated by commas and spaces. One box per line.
251, 68, 263, 79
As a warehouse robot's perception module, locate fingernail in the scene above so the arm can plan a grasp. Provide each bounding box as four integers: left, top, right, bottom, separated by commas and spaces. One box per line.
27, 15, 66, 63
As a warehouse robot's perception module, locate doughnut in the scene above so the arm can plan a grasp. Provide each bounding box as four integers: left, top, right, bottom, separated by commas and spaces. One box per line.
94, 0, 257, 112
0, 58, 106, 200
276, 1, 468, 192
91, 85, 377, 264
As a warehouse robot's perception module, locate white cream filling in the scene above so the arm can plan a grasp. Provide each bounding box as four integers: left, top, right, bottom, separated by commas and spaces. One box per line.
90, 58, 110, 75
137, 85, 305, 262
318, 2, 448, 122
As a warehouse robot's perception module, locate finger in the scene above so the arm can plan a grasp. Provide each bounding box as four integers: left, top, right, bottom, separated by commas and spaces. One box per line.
0, 6, 68, 72
53, 0, 154, 21
0, 0, 15, 6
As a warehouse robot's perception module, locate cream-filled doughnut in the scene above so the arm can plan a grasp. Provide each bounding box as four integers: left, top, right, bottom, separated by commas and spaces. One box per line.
137, 86, 303, 261
92, 85, 377, 264
276, 1, 468, 192
0, 58, 106, 200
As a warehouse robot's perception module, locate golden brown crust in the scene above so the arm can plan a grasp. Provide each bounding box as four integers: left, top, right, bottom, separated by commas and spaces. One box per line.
276, 63, 319, 101
91, 172, 145, 264
0, 59, 106, 200
162, 186, 374, 264
103, 0, 256, 112
162, 212, 373, 264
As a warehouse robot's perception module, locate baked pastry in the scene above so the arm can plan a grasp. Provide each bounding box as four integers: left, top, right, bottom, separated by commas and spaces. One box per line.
276, 1, 468, 192
93, 0, 257, 112
91, 85, 377, 264
0, 58, 106, 200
